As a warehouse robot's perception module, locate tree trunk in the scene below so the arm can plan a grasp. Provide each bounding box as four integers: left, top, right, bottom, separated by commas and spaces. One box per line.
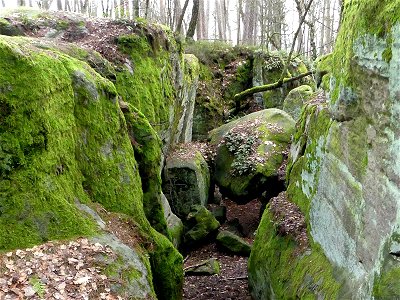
186, 0, 200, 41
236, 0, 242, 45
159, 0, 166, 23
57, 0, 62, 10
196, 0, 206, 40
114, 0, 119, 18
17, 0, 26, 6
145, 0, 150, 18
133, 0, 139, 17
324, 0, 331, 53
176, 0, 189, 33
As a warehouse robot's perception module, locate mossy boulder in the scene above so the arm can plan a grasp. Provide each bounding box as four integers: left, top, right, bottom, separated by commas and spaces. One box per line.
250, 0, 400, 297
184, 205, 220, 245
0, 35, 183, 300
163, 146, 211, 218
282, 85, 314, 120
161, 193, 184, 248
121, 102, 170, 238
209, 109, 295, 203
0, 9, 199, 154
185, 258, 220, 275
216, 230, 251, 256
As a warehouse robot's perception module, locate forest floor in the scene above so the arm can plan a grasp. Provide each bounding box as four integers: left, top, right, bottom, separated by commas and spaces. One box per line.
183, 197, 262, 300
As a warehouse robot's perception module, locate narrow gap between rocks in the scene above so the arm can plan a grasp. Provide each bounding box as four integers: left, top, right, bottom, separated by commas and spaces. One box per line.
182, 192, 261, 300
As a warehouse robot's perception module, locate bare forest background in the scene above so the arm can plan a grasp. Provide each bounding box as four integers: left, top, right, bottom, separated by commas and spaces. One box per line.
0, 0, 341, 58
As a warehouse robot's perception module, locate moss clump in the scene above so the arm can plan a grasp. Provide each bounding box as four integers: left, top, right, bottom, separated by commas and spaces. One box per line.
374, 267, 400, 299
149, 229, 183, 300
115, 33, 176, 146
248, 208, 340, 300
122, 103, 170, 239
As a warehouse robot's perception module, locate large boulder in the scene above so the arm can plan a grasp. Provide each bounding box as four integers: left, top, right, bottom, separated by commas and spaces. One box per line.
0, 9, 199, 153
0, 31, 183, 300
163, 145, 211, 218
249, 1, 400, 299
209, 109, 295, 203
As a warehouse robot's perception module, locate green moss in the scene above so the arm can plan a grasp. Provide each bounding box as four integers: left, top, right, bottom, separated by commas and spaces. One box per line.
149, 229, 183, 300
286, 103, 333, 217
248, 209, 340, 299
374, 268, 400, 299
122, 104, 170, 239
330, 0, 400, 105
115, 33, 176, 144
0, 36, 98, 250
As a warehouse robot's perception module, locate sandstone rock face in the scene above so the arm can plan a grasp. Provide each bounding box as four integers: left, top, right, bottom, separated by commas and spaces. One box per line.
163, 147, 211, 218
0, 17, 186, 299
249, 1, 400, 299
161, 193, 184, 248
210, 109, 295, 203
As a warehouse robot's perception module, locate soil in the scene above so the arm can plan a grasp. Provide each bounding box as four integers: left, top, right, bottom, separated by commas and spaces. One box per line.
183, 196, 262, 300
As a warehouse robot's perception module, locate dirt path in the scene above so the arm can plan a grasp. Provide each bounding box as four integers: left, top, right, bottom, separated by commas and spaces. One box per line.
183, 198, 261, 300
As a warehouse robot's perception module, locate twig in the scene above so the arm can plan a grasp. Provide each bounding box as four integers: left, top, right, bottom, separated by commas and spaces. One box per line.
183, 255, 189, 264
222, 275, 248, 280
183, 261, 209, 272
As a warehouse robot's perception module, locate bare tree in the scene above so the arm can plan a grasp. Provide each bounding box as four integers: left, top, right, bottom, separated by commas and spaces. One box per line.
186, 0, 200, 40
196, 0, 207, 40
176, 0, 189, 33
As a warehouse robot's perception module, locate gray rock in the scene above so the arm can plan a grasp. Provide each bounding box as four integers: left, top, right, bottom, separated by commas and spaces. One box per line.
163, 148, 210, 218
209, 109, 295, 203
91, 234, 155, 299
216, 230, 251, 256
161, 193, 184, 248
185, 258, 220, 276
184, 205, 220, 245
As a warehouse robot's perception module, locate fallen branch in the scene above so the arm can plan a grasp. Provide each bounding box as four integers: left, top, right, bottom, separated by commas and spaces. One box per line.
222, 275, 248, 280
234, 0, 316, 104
234, 70, 328, 101
183, 261, 209, 272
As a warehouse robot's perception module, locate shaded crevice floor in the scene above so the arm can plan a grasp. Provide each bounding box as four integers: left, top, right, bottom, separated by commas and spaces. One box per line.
183, 198, 261, 300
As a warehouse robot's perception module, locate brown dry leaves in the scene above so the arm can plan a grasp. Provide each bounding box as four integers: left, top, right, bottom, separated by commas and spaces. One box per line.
269, 192, 309, 253
0, 238, 122, 300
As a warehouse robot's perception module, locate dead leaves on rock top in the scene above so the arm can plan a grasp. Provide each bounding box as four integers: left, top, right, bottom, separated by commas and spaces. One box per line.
0, 238, 122, 300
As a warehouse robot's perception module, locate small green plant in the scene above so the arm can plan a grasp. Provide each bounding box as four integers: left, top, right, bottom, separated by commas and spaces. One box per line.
224, 131, 258, 175
29, 276, 46, 298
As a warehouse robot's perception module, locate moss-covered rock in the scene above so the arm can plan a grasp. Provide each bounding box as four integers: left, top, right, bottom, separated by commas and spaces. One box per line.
216, 230, 252, 256
282, 85, 314, 121
184, 205, 220, 245
163, 146, 210, 218
161, 193, 184, 248
185, 258, 220, 275
250, 0, 400, 297
209, 109, 295, 202
0, 35, 183, 300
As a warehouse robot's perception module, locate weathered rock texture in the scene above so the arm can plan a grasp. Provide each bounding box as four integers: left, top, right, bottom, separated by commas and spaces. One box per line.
282, 85, 314, 120
163, 147, 210, 218
0, 10, 201, 300
249, 1, 400, 299
210, 109, 295, 203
